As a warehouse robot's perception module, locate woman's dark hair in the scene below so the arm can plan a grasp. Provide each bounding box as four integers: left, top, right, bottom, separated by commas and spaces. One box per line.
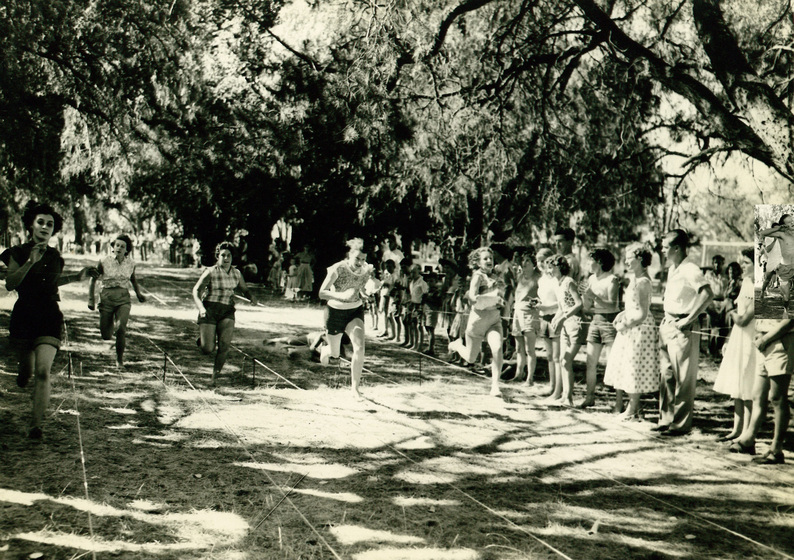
548, 255, 571, 277
740, 247, 754, 262
116, 234, 133, 255
22, 201, 63, 234
215, 241, 235, 259
514, 245, 537, 267
726, 262, 742, 280
589, 248, 615, 272
628, 244, 653, 268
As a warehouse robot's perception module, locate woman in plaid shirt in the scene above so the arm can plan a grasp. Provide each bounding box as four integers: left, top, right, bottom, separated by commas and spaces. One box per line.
193, 241, 257, 385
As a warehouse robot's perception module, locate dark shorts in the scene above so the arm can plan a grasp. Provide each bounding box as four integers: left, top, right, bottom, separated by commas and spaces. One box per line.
538, 313, 561, 339
198, 301, 236, 325
424, 305, 439, 328
587, 312, 618, 344
98, 287, 132, 315
325, 305, 365, 335
10, 298, 63, 350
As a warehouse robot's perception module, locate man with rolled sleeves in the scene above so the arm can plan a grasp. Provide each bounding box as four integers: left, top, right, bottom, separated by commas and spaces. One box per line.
654, 230, 714, 436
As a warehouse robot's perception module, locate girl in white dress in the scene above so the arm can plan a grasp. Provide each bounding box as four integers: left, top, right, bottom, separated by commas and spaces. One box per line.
604, 244, 659, 419
712, 248, 755, 440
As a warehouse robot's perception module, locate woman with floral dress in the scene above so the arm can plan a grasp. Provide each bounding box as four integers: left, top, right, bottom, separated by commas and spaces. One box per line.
604, 244, 659, 419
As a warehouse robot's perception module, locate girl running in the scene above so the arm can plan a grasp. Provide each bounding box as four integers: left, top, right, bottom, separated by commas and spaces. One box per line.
88, 234, 146, 368
192, 241, 257, 385
318, 239, 378, 398
448, 246, 507, 397
6, 201, 98, 439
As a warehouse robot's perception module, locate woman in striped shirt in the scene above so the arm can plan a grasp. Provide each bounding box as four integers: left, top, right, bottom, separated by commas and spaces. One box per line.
192, 241, 257, 385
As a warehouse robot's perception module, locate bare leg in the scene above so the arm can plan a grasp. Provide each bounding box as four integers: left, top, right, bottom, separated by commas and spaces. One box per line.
613, 388, 625, 414
212, 319, 235, 384
514, 335, 527, 382
114, 304, 132, 367
736, 375, 770, 447
581, 342, 602, 407
199, 324, 217, 355
542, 337, 560, 398
345, 319, 366, 397
768, 374, 791, 454
486, 330, 503, 396
30, 344, 59, 432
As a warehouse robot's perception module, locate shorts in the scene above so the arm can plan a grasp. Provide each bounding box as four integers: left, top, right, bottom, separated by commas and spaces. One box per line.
198, 301, 236, 325
777, 264, 794, 282
466, 307, 503, 339
587, 312, 618, 344
10, 298, 63, 350
424, 305, 439, 329
512, 306, 540, 336
538, 313, 561, 339
325, 305, 365, 335
561, 315, 587, 348
98, 287, 132, 315
757, 332, 794, 377
388, 298, 401, 317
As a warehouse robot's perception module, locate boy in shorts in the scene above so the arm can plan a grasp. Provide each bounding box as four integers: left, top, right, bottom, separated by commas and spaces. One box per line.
729, 318, 793, 464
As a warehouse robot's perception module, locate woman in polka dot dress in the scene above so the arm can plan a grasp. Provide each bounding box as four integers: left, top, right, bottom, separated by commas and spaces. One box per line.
604, 243, 659, 419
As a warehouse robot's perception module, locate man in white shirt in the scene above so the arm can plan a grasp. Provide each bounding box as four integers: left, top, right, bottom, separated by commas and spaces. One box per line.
655, 230, 713, 436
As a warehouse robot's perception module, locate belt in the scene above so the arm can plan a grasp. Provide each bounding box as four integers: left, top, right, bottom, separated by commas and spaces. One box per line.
665, 312, 688, 319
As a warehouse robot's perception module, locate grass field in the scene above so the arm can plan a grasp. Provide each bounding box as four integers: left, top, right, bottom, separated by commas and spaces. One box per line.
1, 259, 792, 560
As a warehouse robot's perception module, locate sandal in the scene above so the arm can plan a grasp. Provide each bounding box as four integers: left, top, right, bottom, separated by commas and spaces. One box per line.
729, 441, 756, 455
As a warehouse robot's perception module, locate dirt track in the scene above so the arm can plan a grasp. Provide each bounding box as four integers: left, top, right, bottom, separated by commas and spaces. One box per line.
1, 260, 792, 560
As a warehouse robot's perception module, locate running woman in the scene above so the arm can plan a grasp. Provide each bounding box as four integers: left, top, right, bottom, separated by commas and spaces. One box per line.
318, 238, 379, 398
5, 201, 98, 439
192, 241, 257, 385
88, 234, 146, 368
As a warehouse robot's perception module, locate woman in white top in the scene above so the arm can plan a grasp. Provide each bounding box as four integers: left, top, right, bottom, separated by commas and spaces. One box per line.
88, 234, 146, 369
448, 247, 508, 397
604, 244, 659, 419
579, 248, 620, 408
536, 248, 561, 399
318, 239, 378, 398
510, 247, 541, 386
713, 248, 755, 440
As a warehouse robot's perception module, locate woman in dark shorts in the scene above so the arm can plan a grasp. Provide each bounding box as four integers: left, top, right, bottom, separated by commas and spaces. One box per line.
88, 234, 146, 368
318, 239, 378, 398
5, 201, 98, 439
192, 241, 257, 385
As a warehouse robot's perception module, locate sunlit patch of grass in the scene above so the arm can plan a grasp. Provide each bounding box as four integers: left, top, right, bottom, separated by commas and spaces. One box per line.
330, 524, 425, 545
283, 487, 365, 503
101, 407, 137, 415
392, 496, 462, 507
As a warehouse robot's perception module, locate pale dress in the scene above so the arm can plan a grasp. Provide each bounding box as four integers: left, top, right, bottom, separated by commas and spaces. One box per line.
713, 280, 755, 399
604, 277, 659, 393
